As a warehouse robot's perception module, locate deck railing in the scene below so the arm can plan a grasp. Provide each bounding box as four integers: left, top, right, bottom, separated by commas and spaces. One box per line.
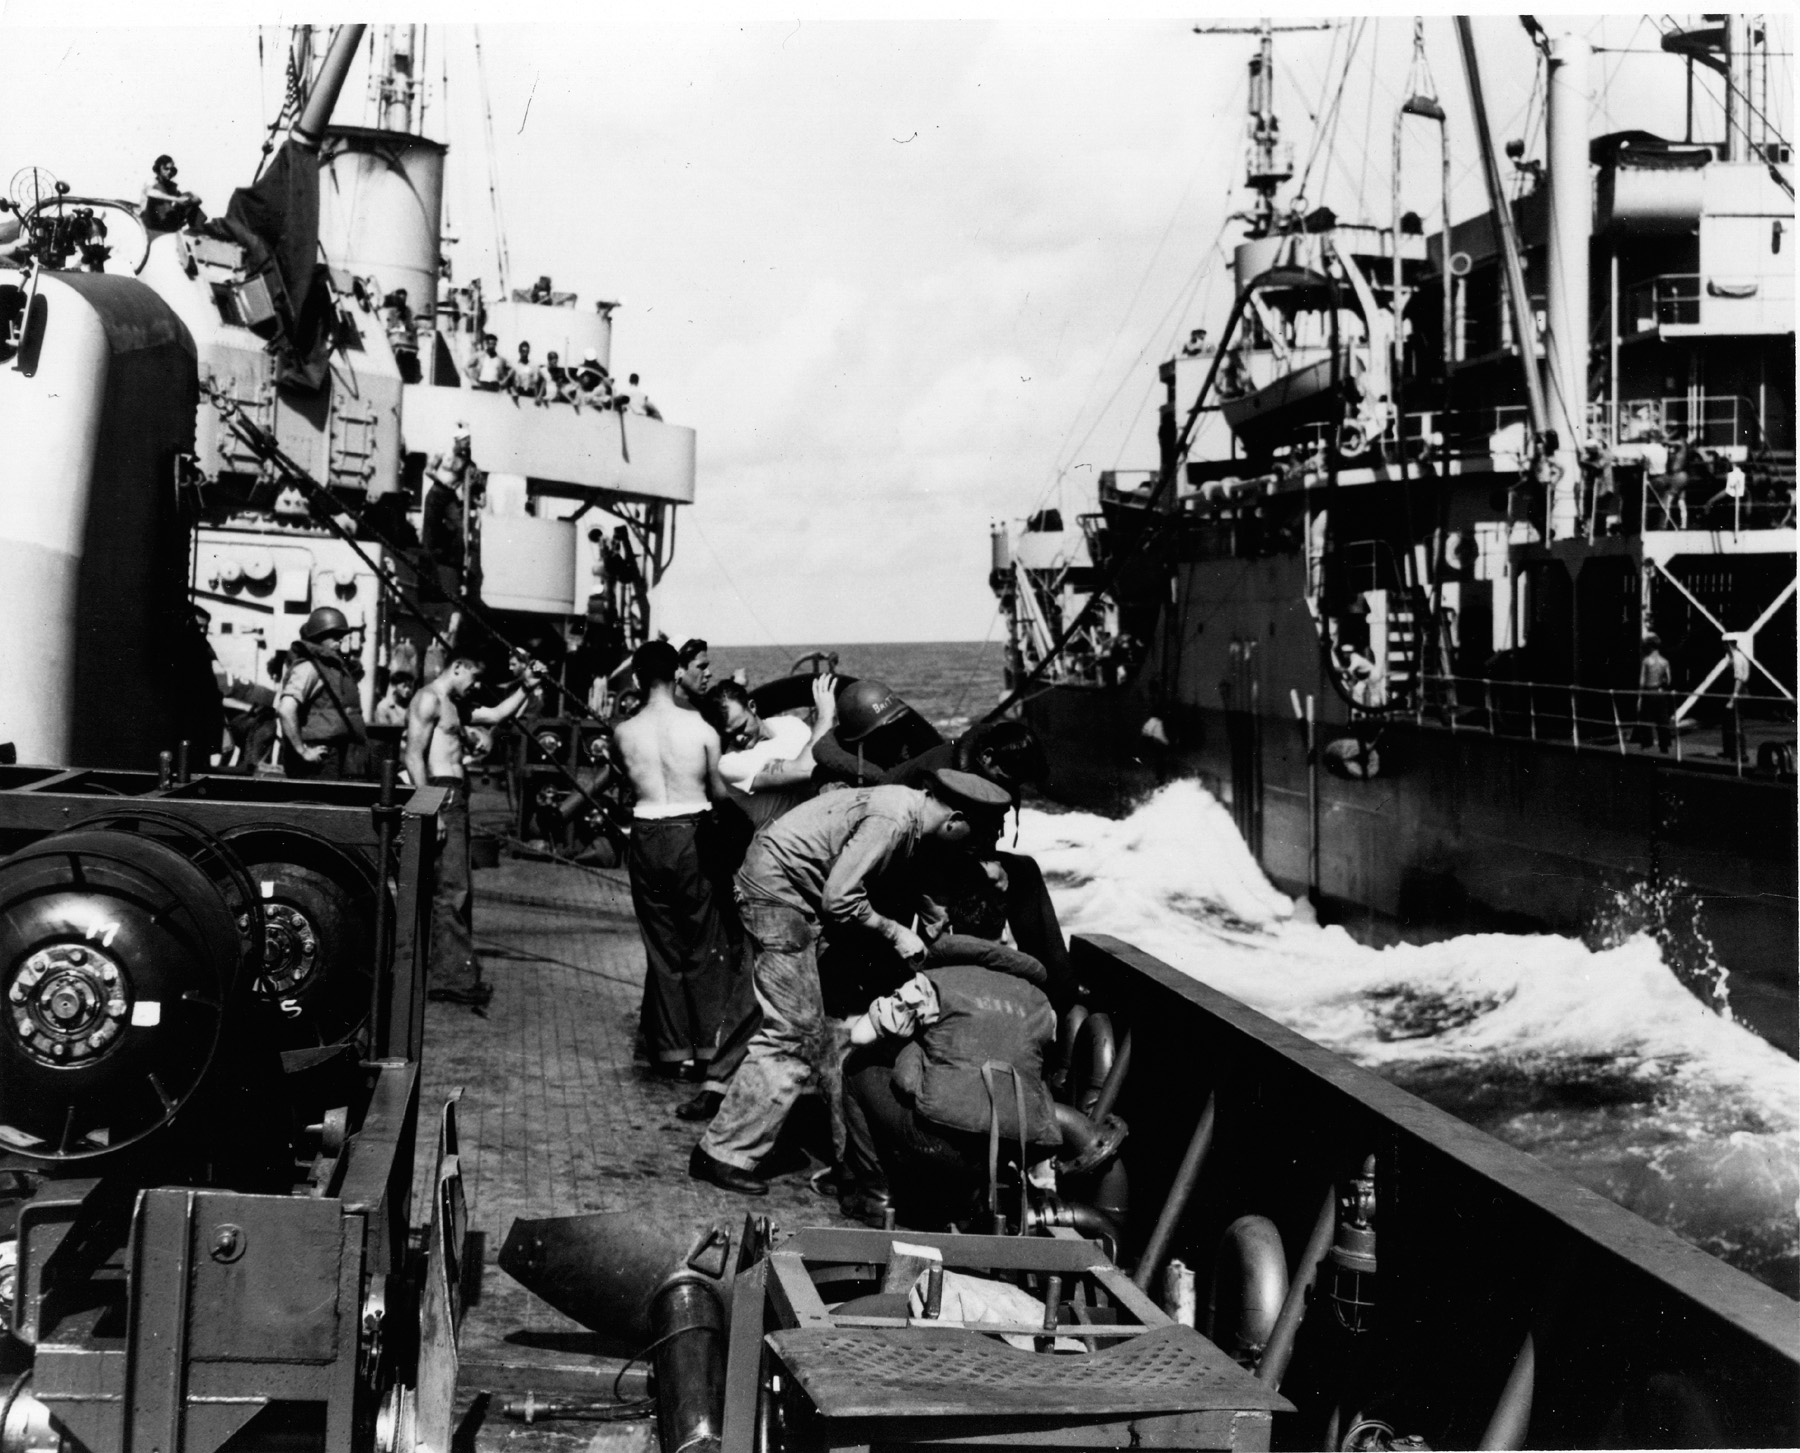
1386, 673, 1797, 776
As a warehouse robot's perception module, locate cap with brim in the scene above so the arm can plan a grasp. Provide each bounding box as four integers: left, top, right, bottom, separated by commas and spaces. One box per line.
927, 768, 1012, 813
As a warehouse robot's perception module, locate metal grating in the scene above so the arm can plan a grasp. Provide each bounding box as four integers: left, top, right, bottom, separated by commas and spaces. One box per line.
767, 1325, 1291, 1421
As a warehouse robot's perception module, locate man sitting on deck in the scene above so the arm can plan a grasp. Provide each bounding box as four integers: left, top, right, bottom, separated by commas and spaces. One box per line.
689, 769, 1012, 1196
614, 640, 741, 1085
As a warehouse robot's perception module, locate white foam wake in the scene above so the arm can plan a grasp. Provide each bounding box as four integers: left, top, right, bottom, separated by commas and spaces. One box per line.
1017, 780, 1800, 1293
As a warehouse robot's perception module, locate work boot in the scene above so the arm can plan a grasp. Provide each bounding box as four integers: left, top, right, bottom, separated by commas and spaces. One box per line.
675, 1090, 725, 1123
837, 1185, 894, 1229
688, 1145, 767, 1197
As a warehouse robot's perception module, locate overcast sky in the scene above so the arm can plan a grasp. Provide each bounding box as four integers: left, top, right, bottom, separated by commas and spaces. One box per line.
3, 8, 1785, 645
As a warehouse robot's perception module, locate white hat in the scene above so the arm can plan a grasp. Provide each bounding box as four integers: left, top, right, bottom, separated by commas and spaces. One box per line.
452, 422, 471, 442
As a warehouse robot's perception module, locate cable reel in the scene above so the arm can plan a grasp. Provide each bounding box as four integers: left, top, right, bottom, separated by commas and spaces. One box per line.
0, 830, 243, 1163
221, 825, 380, 1050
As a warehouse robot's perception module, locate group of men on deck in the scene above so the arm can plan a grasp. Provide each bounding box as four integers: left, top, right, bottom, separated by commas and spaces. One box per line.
613, 638, 1099, 1227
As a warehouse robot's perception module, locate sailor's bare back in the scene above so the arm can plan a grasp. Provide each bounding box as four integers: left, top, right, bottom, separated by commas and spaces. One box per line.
614, 693, 726, 812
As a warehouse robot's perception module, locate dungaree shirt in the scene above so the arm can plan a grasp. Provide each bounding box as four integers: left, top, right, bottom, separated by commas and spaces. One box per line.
734, 786, 930, 947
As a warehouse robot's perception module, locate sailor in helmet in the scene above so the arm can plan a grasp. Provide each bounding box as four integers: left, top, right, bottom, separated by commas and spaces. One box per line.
276, 608, 367, 780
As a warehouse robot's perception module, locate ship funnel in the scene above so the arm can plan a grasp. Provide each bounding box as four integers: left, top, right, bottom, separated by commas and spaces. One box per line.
291, 24, 367, 152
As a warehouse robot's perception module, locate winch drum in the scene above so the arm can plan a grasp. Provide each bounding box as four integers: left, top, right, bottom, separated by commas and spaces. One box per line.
0, 830, 243, 1162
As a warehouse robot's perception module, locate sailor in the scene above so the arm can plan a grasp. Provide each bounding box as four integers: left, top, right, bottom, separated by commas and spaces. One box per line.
404, 651, 545, 1007
1634, 635, 1674, 753
838, 964, 1065, 1228
812, 679, 943, 787
224, 650, 286, 770
541, 350, 577, 406
883, 719, 1079, 1009
468, 333, 513, 392
628, 373, 663, 420
689, 768, 1010, 1196
373, 670, 417, 728
674, 638, 712, 710
671, 675, 842, 1125
384, 289, 420, 380
276, 608, 368, 780
574, 351, 612, 411
527, 274, 554, 304
421, 427, 474, 597
1721, 634, 1753, 764
509, 341, 542, 402
613, 640, 741, 1082
141, 154, 204, 232
703, 675, 836, 829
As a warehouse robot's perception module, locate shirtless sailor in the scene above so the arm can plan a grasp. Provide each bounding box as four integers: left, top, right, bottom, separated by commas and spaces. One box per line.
613, 639, 740, 1080
404, 651, 542, 1007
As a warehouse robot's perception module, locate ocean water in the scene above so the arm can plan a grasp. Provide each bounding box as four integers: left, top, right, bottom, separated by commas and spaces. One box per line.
1016, 782, 1800, 1297
706, 640, 1007, 740
709, 642, 1798, 1295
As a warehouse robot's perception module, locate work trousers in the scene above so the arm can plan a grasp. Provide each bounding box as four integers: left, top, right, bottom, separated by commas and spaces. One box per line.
700, 900, 837, 1172
842, 1042, 988, 1223
427, 777, 482, 995
628, 815, 736, 1069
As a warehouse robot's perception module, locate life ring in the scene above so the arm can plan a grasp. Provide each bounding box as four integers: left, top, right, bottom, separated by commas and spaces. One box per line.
1322, 735, 1381, 779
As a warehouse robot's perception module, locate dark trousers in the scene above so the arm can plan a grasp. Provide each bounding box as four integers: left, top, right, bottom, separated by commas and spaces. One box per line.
1633, 691, 1674, 751
998, 851, 1077, 1007
842, 1042, 988, 1223
428, 777, 482, 994
628, 815, 735, 1068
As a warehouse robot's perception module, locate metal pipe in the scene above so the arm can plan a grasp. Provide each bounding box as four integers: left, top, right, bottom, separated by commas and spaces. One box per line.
1204, 1215, 1289, 1366
1090, 1025, 1133, 1123
292, 25, 369, 152
1131, 1090, 1216, 1292
1255, 1184, 1337, 1388
370, 759, 399, 1056
650, 1277, 726, 1453
1454, 17, 1549, 438
1069, 1010, 1113, 1114
1543, 30, 1592, 541
1479, 1330, 1536, 1450
1032, 1197, 1124, 1258
1056, 1004, 1089, 1088
1053, 1102, 1128, 1179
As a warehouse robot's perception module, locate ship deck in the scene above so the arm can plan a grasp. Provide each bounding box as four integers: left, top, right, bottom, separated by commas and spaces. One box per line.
411, 788, 853, 1452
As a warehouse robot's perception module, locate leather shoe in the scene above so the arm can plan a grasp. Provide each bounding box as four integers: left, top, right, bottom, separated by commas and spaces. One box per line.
688, 1145, 767, 1196
428, 982, 494, 1007
675, 1090, 725, 1123
837, 1185, 894, 1229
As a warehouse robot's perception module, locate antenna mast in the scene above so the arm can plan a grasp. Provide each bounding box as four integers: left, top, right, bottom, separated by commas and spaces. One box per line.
378, 26, 420, 134
1194, 18, 1331, 239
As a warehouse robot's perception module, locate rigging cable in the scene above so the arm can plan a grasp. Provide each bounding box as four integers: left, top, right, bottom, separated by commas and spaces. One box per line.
472, 27, 513, 294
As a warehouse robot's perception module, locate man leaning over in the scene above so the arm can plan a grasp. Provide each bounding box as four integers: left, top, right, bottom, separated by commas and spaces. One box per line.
689, 768, 1010, 1195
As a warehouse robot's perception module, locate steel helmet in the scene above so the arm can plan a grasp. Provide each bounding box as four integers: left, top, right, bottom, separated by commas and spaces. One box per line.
299, 607, 353, 643
835, 679, 913, 743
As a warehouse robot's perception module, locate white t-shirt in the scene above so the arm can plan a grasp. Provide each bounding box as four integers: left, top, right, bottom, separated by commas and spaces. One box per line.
719, 714, 811, 794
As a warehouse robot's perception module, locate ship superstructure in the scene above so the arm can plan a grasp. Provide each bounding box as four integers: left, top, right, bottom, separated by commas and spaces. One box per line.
993, 17, 1797, 1050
